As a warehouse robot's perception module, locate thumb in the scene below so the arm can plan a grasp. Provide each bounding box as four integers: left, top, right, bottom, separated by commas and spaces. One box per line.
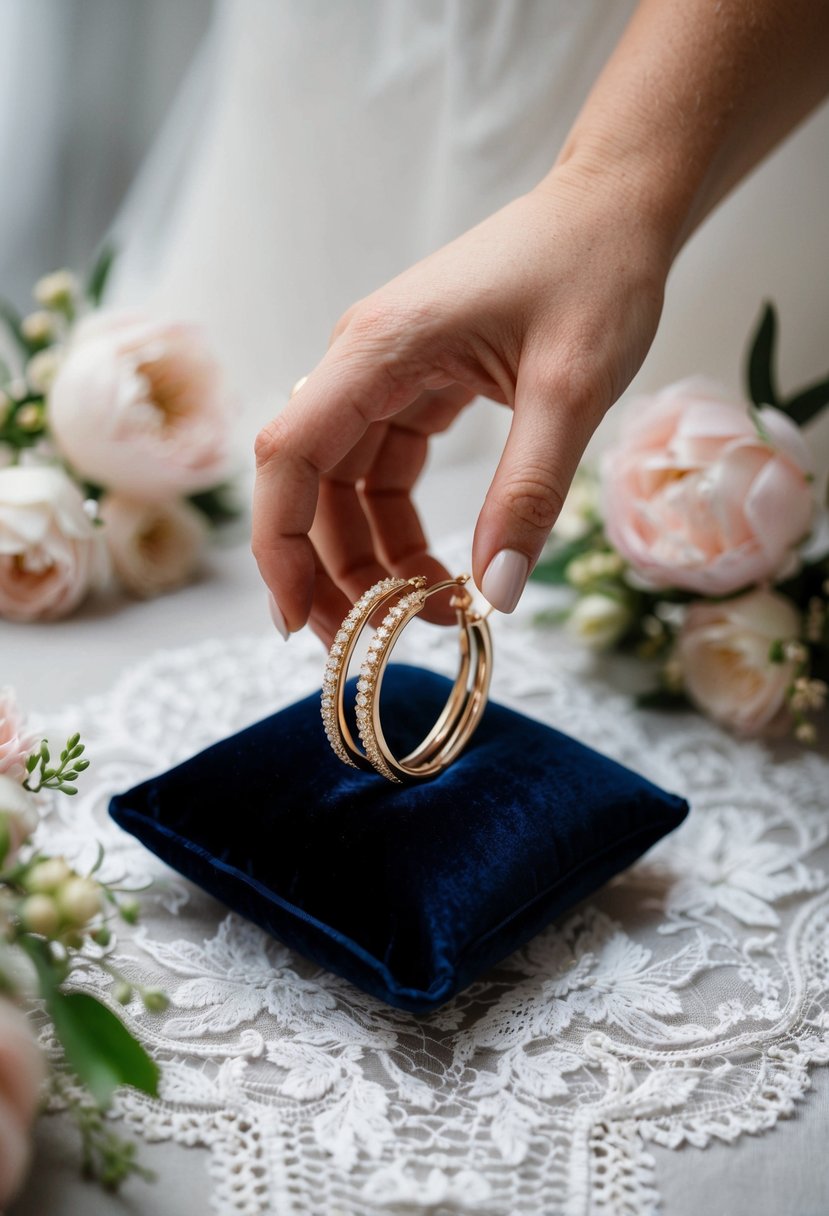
472, 362, 602, 613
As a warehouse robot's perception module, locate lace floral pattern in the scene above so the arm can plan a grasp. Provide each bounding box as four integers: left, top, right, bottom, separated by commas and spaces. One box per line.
34, 616, 829, 1216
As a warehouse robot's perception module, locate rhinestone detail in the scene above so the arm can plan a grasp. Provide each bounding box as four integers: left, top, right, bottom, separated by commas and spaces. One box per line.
356, 588, 427, 782
320, 577, 409, 767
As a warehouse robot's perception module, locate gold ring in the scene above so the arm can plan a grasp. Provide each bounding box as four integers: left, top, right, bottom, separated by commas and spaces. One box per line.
321, 575, 492, 782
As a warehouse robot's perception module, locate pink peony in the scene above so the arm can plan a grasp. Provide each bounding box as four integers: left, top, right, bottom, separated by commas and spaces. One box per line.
603, 378, 814, 595
48, 312, 232, 501
0, 466, 106, 622
0, 689, 36, 782
0, 999, 44, 1209
677, 589, 801, 736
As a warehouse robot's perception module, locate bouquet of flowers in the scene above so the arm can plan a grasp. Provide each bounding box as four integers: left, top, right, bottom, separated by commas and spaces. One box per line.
0, 251, 237, 621
0, 687, 163, 1204
533, 305, 829, 742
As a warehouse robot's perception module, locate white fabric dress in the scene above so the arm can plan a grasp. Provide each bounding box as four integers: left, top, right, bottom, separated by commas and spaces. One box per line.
112, 0, 829, 460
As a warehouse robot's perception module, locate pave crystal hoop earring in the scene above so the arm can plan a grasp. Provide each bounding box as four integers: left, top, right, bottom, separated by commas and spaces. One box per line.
321, 575, 493, 783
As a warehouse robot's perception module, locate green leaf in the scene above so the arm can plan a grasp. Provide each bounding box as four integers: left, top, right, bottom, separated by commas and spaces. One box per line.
782, 372, 829, 428
746, 301, 779, 408
635, 687, 689, 710
86, 243, 117, 306
530, 527, 602, 585
0, 298, 30, 357
46, 992, 159, 1108
19, 935, 159, 1108
188, 483, 243, 526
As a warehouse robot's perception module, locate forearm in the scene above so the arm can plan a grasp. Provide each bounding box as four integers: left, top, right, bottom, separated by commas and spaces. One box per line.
550, 0, 829, 257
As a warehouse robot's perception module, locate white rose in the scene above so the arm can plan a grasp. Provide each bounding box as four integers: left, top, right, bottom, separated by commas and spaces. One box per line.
48, 311, 232, 501
99, 494, 207, 598
566, 593, 633, 651
0, 466, 106, 621
0, 775, 38, 865
0, 998, 44, 1209
677, 589, 801, 736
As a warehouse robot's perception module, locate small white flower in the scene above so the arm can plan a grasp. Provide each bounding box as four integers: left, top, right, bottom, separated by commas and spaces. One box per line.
25, 347, 62, 394
57, 876, 101, 927
33, 269, 78, 310
20, 893, 60, 937
782, 639, 808, 664
566, 593, 632, 651
25, 858, 71, 893
20, 311, 54, 345
795, 721, 817, 745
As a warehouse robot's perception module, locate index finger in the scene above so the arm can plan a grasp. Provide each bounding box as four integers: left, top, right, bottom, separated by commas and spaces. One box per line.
252, 348, 420, 631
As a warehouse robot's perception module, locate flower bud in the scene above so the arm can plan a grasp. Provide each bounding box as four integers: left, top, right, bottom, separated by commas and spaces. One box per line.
113, 981, 133, 1005
141, 989, 169, 1013
16, 403, 44, 433
118, 898, 140, 924
21, 311, 54, 345
33, 270, 78, 311
20, 893, 60, 937
57, 876, 101, 927
566, 593, 633, 651
25, 857, 71, 893
91, 925, 111, 947
26, 349, 61, 394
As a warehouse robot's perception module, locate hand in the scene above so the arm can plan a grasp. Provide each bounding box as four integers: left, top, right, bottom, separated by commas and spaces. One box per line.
253, 166, 669, 645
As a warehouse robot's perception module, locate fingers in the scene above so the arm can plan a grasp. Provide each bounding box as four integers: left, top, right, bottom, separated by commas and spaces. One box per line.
310, 424, 394, 605
252, 339, 421, 633
361, 423, 455, 623
472, 360, 602, 613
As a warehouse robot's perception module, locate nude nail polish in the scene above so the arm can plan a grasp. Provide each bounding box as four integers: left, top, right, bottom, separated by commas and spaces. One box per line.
480, 549, 529, 614
268, 592, 289, 640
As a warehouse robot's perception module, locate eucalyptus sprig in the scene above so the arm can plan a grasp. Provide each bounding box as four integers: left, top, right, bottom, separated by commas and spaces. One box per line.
23, 732, 89, 795
1, 715, 166, 1192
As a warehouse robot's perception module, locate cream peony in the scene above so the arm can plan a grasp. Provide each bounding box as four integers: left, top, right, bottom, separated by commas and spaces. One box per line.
603, 379, 814, 596
0, 999, 44, 1210
0, 689, 36, 782
48, 312, 232, 501
677, 589, 801, 736
98, 495, 207, 598
0, 466, 105, 621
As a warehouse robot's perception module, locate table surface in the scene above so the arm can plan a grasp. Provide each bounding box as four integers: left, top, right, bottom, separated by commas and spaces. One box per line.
6, 459, 829, 1216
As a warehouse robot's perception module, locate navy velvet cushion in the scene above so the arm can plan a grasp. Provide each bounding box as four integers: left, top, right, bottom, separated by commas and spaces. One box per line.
109, 664, 688, 1013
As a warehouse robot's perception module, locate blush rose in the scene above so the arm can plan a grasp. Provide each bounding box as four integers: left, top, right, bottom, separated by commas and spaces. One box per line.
0, 998, 44, 1210
0, 689, 36, 783
98, 495, 207, 598
677, 588, 801, 736
602, 378, 814, 596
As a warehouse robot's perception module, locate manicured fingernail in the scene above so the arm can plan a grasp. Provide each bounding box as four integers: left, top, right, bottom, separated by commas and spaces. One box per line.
268, 592, 289, 640
480, 549, 529, 614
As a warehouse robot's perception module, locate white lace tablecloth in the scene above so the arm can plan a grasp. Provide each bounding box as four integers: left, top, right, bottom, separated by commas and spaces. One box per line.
21, 597, 829, 1216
